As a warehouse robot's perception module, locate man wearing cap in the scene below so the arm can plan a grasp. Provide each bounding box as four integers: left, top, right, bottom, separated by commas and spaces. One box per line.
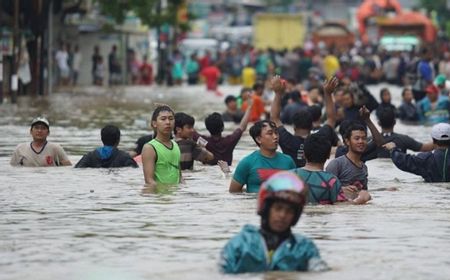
417, 85, 449, 124
434, 74, 449, 97
383, 123, 450, 182
10, 117, 72, 167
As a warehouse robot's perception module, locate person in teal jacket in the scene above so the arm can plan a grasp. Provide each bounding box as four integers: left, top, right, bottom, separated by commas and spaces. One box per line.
417, 85, 449, 124
220, 171, 329, 274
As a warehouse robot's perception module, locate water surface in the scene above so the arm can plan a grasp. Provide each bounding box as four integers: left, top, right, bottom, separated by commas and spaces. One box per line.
0, 84, 449, 280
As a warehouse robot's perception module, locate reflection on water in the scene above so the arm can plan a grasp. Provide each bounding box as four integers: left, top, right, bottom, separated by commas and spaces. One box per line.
0, 85, 449, 280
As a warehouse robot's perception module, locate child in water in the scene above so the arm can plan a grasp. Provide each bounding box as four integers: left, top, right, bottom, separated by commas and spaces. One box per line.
220, 171, 329, 273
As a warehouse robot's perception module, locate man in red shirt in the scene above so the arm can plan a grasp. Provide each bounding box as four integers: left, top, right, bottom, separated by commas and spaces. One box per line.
199, 50, 212, 71
201, 62, 221, 91
139, 55, 153, 85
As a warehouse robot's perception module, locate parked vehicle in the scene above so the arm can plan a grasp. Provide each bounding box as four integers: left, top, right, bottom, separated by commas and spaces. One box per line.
253, 13, 305, 50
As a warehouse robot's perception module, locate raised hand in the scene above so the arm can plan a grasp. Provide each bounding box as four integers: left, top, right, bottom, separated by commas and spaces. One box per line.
323, 76, 339, 95
359, 105, 370, 120
382, 142, 397, 151
270, 75, 286, 95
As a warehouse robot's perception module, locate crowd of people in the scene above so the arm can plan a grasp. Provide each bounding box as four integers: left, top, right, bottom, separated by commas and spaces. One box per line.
12, 49, 450, 272
54, 43, 154, 87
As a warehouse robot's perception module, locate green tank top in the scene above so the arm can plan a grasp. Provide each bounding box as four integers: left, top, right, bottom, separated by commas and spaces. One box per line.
149, 139, 181, 185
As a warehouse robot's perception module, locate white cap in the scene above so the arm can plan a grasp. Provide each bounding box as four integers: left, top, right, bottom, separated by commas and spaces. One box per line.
431, 123, 450, 141
31, 117, 50, 128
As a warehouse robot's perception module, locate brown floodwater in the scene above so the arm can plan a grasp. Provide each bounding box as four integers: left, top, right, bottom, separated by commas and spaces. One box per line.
0, 84, 449, 280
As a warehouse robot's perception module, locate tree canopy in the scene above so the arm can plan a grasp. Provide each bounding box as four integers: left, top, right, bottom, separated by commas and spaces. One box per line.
96, 0, 190, 31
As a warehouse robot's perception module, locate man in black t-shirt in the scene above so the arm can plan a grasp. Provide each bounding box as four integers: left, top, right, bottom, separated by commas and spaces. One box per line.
376, 108, 433, 158
271, 76, 339, 168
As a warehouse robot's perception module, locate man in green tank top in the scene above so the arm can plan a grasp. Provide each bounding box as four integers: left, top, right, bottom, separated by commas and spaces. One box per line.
142, 105, 181, 186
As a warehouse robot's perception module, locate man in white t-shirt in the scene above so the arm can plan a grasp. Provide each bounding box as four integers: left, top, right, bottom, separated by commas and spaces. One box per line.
55, 44, 70, 85
10, 117, 72, 167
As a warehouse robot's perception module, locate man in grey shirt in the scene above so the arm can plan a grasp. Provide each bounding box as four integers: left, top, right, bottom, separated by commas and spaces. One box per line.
326, 123, 371, 200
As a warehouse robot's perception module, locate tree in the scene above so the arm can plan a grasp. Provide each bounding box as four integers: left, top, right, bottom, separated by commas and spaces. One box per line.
96, 0, 191, 32
419, 0, 450, 30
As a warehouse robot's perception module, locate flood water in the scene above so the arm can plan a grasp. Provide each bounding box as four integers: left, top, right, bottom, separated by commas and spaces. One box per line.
0, 84, 449, 280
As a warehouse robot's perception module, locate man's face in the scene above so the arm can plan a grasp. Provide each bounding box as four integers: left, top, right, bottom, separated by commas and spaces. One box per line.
342, 93, 354, 108
268, 201, 296, 233
345, 130, 367, 154
30, 123, 49, 142
241, 90, 251, 101
152, 111, 175, 136
257, 124, 279, 151
334, 90, 344, 106
227, 100, 237, 111
177, 124, 194, 139
403, 90, 413, 103
427, 92, 438, 102
308, 88, 321, 103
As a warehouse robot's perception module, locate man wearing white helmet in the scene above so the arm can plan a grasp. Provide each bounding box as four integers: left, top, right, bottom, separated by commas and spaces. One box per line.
221, 171, 328, 273
10, 117, 72, 167
383, 123, 450, 182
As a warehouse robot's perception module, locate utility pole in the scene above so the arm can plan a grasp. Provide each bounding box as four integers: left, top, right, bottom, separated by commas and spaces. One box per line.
156, 0, 163, 84
11, 0, 19, 103
48, 0, 53, 95
0, 0, 3, 104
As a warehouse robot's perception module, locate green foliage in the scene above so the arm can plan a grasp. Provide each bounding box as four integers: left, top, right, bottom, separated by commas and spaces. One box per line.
419, 0, 450, 28
96, 0, 190, 28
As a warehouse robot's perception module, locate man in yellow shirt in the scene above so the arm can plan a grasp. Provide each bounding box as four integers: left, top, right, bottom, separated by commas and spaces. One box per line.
242, 64, 256, 88
323, 52, 340, 79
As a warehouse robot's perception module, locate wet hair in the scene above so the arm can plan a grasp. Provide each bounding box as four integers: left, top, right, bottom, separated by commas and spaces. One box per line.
286, 78, 297, 85
343, 123, 367, 141
174, 112, 195, 134
249, 120, 277, 146
401, 87, 412, 97
379, 88, 391, 102
292, 109, 313, 130
205, 112, 224, 136
307, 105, 322, 122
224, 95, 237, 105
151, 105, 174, 122
339, 120, 353, 138
134, 134, 153, 155
433, 139, 450, 146
343, 90, 354, 99
304, 133, 332, 164
378, 108, 396, 129
240, 87, 252, 96
101, 125, 121, 146
253, 82, 264, 91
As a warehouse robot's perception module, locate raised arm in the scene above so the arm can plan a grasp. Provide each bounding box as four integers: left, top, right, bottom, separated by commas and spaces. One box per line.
360, 105, 384, 147
270, 75, 286, 127
239, 95, 253, 131
323, 77, 339, 128
142, 144, 157, 187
